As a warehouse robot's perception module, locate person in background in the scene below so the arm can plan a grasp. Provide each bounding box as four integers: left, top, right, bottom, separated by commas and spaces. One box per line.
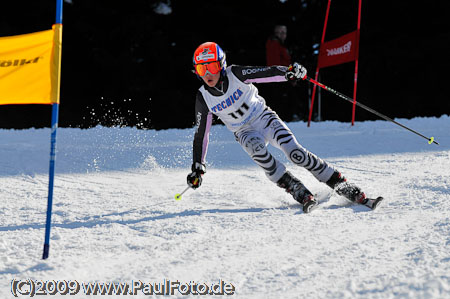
186, 42, 383, 213
266, 25, 291, 66
265, 25, 296, 121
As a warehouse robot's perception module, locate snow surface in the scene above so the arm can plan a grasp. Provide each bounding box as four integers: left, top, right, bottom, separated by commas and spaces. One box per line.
1, 116, 449, 298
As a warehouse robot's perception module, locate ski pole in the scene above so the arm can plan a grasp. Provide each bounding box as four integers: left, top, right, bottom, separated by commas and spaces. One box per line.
174, 178, 198, 200
175, 186, 190, 200
304, 76, 439, 145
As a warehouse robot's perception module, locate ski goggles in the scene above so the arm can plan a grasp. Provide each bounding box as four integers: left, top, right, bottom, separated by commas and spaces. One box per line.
194, 61, 221, 76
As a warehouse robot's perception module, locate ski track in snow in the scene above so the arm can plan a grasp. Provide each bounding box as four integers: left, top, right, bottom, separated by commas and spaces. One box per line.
1, 116, 449, 298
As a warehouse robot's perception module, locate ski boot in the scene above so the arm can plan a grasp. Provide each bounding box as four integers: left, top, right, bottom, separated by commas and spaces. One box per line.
326, 171, 383, 210
277, 171, 318, 213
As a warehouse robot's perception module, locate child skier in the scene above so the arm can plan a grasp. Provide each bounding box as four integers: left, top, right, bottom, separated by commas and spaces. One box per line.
187, 42, 382, 213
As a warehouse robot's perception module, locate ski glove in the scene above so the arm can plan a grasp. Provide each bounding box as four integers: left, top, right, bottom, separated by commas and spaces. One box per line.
187, 162, 206, 189
285, 63, 307, 81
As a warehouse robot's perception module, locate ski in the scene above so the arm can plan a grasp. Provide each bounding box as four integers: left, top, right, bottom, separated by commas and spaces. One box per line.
302, 199, 319, 213
363, 196, 384, 210
302, 191, 384, 213
301, 189, 333, 213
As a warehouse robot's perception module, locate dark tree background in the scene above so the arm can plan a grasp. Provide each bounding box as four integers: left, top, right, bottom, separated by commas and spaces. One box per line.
0, 0, 449, 130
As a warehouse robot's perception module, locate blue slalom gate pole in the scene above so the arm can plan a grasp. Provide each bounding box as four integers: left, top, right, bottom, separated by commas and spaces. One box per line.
43, 0, 63, 260
43, 104, 59, 259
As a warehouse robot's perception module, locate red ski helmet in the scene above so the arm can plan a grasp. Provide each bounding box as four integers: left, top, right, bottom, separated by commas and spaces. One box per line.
193, 42, 227, 76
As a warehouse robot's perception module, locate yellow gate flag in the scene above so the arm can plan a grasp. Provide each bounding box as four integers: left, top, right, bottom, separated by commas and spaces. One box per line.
0, 25, 61, 105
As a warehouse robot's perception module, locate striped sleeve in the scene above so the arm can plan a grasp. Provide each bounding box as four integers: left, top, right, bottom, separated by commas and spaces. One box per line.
193, 91, 213, 166
231, 65, 289, 84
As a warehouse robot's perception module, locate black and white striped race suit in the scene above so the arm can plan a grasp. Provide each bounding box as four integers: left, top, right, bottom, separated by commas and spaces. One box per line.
192, 65, 335, 183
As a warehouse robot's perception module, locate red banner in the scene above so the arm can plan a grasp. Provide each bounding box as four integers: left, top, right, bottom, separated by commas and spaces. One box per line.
317, 30, 359, 69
